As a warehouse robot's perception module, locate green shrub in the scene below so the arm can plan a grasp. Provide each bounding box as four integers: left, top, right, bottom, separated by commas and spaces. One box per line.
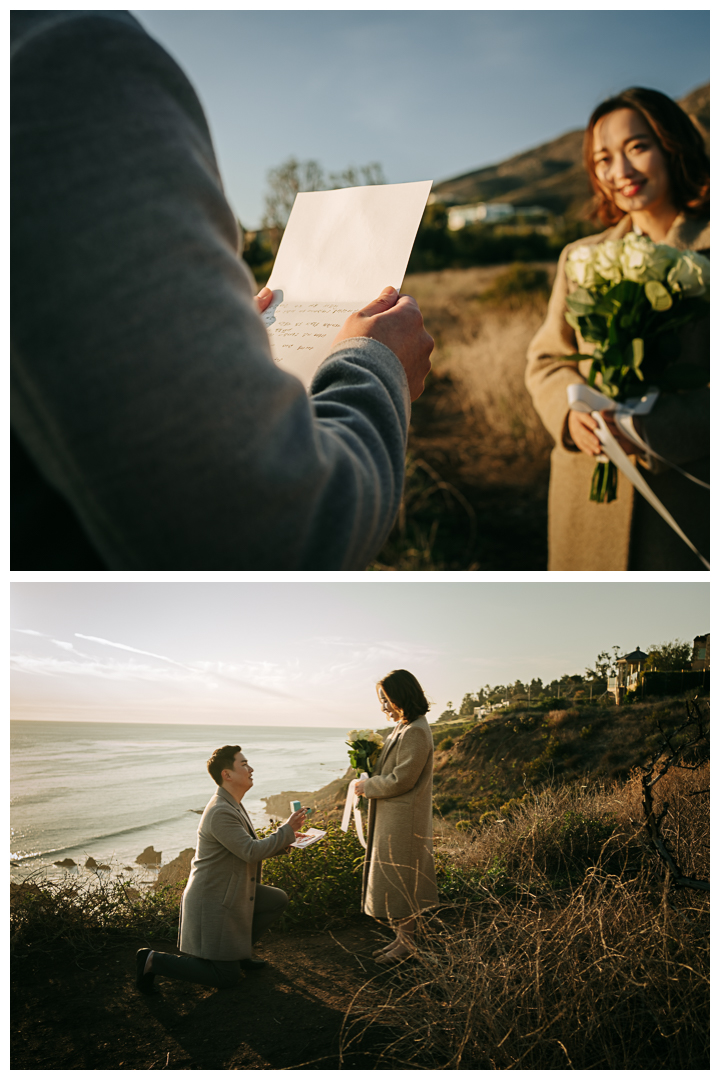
537, 697, 569, 711
438, 737, 454, 751
260, 821, 364, 929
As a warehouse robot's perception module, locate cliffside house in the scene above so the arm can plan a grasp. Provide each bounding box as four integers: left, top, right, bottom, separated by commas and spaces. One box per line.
606, 647, 648, 702
447, 202, 515, 230
692, 634, 710, 670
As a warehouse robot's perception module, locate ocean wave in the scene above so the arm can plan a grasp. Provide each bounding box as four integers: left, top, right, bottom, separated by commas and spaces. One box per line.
10, 812, 194, 863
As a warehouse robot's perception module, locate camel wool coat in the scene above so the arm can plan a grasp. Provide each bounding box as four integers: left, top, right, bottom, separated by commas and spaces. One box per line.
178, 786, 294, 961
361, 716, 439, 920
526, 212, 709, 570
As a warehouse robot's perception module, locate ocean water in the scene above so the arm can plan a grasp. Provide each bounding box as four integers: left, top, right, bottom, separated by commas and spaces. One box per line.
10, 720, 351, 883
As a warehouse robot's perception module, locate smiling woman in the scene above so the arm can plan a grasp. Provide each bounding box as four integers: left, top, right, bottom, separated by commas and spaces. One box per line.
526, 86, 709, 571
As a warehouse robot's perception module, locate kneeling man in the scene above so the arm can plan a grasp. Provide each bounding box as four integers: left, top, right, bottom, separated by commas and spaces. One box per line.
136, 744, 305, 992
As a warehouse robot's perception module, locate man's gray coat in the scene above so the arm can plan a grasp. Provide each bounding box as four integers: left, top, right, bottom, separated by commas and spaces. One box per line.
178, 787, 294, 961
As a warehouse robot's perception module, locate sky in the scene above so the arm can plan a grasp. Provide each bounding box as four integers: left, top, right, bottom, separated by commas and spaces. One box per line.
130, 10, 710, 228
10, 582, 709, 729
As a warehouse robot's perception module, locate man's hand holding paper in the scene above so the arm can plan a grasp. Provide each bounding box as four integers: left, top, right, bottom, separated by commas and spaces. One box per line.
257, 281, 433, 400
261, 181, 434, 390
330, 286, 433, 401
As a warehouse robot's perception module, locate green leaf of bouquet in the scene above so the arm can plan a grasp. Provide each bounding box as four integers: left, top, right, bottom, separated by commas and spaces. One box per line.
585, 314, 608, 338
592, 298, 619, 317
627, 337, 644, 375
601, 344, 623, 370
565, 294, 596, 315
571, 287, 595, 305
605, 280, 643, 304
644, 280, 673, 312
564, 311, 581, 332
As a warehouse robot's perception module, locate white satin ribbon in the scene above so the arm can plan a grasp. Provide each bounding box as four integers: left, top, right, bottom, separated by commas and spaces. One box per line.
340, 771, 368, 849
567, 384, 710, 569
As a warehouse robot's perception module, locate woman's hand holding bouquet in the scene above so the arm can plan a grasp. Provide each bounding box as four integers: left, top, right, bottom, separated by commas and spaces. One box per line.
564, 234, 709, 502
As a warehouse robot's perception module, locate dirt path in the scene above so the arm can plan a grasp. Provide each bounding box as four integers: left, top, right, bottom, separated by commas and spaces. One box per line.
11, 919, 395, 1070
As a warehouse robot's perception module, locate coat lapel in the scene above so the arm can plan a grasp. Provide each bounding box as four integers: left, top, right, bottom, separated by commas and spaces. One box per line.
215, 786, 257, 838
375, 723, 403, 773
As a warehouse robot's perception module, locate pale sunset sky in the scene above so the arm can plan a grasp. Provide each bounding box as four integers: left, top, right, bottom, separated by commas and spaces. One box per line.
11, 583, 709, 729
131, 10, 709, 228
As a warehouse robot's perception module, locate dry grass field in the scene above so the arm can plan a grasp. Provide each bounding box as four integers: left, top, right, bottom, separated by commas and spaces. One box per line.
371, 263, 556, 570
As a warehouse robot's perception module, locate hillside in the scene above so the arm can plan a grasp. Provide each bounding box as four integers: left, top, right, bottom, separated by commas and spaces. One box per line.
279, 694, 705, 827
432, 82, 709, 220
429, 696, 701, 823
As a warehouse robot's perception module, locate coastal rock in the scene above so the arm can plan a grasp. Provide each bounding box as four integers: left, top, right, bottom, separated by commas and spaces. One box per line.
85, 857, 98, 869
262, 767, 355, 821
154, 848, 194, 891
54, 858, 77, 868
136, 846, 162, 866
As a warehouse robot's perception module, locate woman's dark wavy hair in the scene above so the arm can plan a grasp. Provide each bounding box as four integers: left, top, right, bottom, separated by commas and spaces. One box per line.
583, 87, 710, 226
377, 669, 430, 723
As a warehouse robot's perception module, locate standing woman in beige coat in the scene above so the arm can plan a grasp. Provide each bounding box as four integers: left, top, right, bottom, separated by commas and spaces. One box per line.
526, 87, 709, 570
355, 669, 438, 963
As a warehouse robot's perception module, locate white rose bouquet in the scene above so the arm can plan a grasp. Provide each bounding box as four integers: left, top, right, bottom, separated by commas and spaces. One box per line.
346, 728, 385, 776
565, 234, 710, 502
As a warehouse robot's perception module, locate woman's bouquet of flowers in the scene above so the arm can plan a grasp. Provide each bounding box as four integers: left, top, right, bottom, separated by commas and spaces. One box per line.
346, 729, 385, 777
564, 233, 710, 502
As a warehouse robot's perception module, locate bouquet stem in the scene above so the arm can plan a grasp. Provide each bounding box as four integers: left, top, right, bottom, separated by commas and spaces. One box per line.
590, 461, 617, 503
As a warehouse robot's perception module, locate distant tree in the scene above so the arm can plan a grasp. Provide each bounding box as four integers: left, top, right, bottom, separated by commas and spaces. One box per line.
586, 646, 621, 680
485, 684, 509, 705
262, 157, 386, 229
406, 202, 455, 272
437, 701, 457, 724
528, 677, 544, 700
241, 228, 274, 271
327, 162, 386, 189
458, 691, 484, 716
645, 639, 692, 671
262, 157, 325, 229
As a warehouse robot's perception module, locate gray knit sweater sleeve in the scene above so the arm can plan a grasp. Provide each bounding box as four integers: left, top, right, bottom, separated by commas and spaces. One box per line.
10, 11, 410, 570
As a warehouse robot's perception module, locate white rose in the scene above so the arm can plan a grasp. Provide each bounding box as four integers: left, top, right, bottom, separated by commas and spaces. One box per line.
666, 251, 710, 298
619, 234, 676, 283
593, 239, 624, 284
566, 245, 602, 288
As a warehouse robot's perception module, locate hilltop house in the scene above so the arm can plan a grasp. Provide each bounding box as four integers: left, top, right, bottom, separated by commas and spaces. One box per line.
607, 638, 709, 701
607, 647, 648, 703
692, 634, 710, 670
447, 202, 515, 230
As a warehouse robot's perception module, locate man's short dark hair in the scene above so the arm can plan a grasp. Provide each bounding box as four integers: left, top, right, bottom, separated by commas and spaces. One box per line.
207, 745, 242, 786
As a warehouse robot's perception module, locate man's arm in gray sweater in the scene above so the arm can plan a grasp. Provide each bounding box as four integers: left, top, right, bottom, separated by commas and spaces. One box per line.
11, 11, 414, 570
